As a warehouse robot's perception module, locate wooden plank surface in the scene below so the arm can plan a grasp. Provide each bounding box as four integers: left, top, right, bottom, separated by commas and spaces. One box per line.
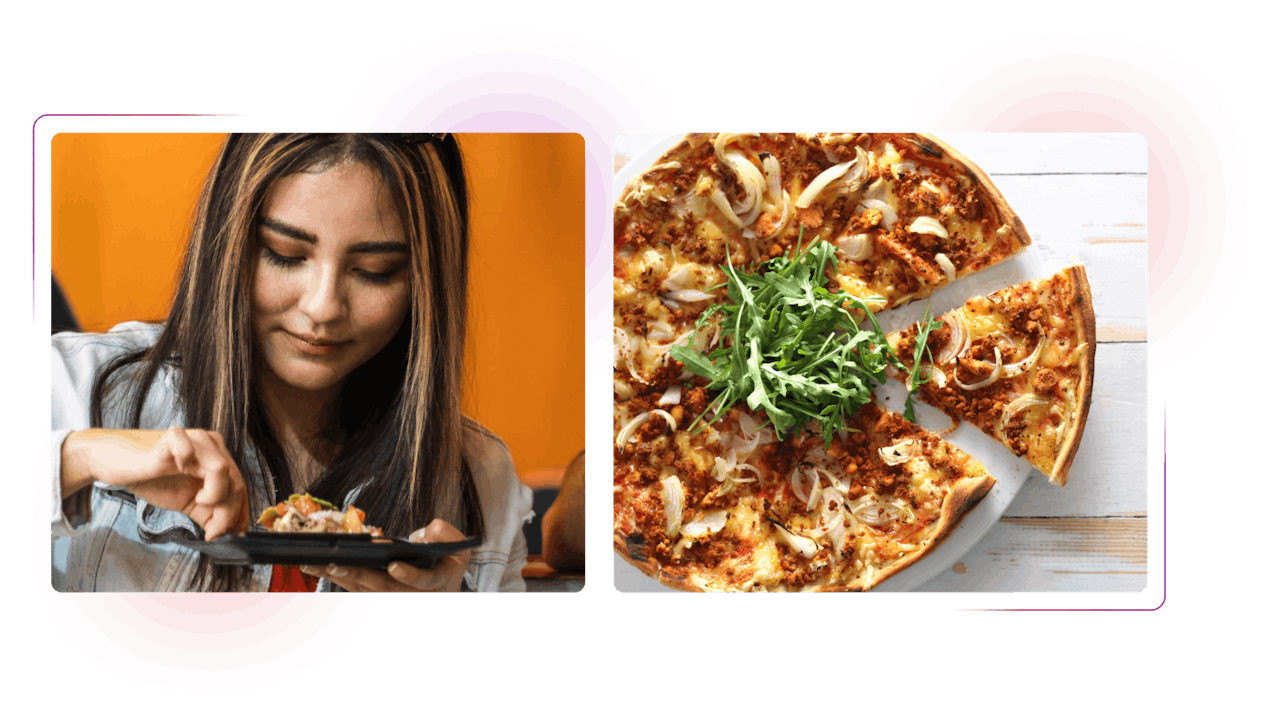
611, 133, 1149, 593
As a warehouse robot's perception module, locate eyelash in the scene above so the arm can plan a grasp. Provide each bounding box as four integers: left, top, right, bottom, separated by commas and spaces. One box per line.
259, 247, 396, 286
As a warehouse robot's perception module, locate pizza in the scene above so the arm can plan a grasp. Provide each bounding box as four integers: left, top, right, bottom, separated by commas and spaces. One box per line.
613, 133, 1095, 592
614, 402, 994, 591
887, 266, 1096, 486
258, 493, 384, 536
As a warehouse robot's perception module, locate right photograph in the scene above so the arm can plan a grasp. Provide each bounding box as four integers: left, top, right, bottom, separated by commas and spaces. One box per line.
612, 133, 1147, 592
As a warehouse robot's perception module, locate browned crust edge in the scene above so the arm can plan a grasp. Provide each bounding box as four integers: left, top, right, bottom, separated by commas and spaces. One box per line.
614, 412, 999, 594
1047, 265, 1096, 486
825, 471, 997, 592
915, 133, 1034, 255
612, 532, 703, 592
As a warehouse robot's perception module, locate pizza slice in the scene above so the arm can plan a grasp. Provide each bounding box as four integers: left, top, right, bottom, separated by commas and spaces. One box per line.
613, 402, 995, 592
887, 265, 1096, 485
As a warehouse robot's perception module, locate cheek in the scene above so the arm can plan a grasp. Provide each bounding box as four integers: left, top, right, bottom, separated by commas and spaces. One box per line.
353, 284, 412, 340
252, 264, 298, 318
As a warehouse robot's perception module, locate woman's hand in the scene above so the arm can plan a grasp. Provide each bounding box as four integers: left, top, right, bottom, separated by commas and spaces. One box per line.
301, 519, 471, 592
60, 427, 250, 540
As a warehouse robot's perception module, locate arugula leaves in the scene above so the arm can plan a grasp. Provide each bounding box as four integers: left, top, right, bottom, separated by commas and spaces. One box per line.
671, 227, 906, 448
902, 301, 944, 424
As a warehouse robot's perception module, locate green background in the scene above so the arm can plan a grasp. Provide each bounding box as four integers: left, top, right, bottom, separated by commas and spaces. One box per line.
7, 1, 1269, 722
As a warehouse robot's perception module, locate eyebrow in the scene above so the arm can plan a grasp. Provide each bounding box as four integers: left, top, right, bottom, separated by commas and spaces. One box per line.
258, 217, 409, 255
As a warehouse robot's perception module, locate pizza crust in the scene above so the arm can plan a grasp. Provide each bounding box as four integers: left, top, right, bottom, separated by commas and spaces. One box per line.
813, 472, 996, 592
1047, 265, 1096, 485
915, 133, 1034, 257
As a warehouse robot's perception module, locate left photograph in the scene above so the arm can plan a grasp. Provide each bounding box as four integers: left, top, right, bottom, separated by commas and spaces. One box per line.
51, 133, 585, 592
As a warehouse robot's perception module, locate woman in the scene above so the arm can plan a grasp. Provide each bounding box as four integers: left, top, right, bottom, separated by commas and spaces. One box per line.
52, 133, 531, 592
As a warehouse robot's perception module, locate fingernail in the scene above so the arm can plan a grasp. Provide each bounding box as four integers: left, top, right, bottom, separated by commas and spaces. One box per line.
388, 562, 404, 577
328, 565, 348, 577
410, 529, 426, 543
300, 566, 318, 576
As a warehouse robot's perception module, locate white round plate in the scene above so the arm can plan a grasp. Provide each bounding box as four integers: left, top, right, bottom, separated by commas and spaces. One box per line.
612, 134, 1047, 592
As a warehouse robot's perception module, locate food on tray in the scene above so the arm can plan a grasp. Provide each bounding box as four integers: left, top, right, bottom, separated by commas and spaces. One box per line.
888, 266, 1096, 485
257, 493, 384, 536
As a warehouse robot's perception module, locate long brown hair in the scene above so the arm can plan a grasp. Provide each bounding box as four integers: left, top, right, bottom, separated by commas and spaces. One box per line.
91, 134, 483, 591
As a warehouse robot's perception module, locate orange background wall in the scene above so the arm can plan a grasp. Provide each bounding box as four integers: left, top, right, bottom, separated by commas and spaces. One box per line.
51, 133, 585, 477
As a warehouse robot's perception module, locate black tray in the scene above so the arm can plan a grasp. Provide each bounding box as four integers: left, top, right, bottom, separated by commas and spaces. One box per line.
167, 529, 480, 569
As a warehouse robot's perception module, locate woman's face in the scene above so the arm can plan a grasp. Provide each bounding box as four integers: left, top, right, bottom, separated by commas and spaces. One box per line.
252, 161, 412, 398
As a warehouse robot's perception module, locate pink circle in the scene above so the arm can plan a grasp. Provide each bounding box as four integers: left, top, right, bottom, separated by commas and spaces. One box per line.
911, 34, 1249, 371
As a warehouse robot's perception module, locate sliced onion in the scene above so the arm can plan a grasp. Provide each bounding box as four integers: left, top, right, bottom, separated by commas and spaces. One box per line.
615, 411, 651, 450
663, 289, 716, 304
997, 393, 1051, 443
857, 198, 898, 227
739, 412, 763, 436
908, 216, 950, 239
1000, 333, 1048, 378
721, 150, 765, 227
758, 155, 791, 240
709, 188, 745, 227
711, 449, 737, 481
713, 132, 757, 161
920, 179, 948, 198
614, 409, 677, 450
837, 232, 873, 262
771, 521, 818, 558
730, 463, 763, 484
790, 467, 809, 506
935, 253, 956, 282
936, 310, 971, 364
661, 264, 697, 292
646, 320, 674, 344
660, 475, 685, 537
847, 495, 916, 526
891, 161, 918, 178
920, 364, 947, 389
955, 347, 1002, 391
796, 157, 860, 209
814, 467, 849, 496
827, 147, 869, 195
680, 510, 728, 537
805, 468, 823, 511
651, 408, 678, 432
878, 439, 917, 466
658, 384, 682, 406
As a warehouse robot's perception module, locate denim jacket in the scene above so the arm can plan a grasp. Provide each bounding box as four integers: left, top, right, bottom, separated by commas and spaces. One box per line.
51, 323, 531, 592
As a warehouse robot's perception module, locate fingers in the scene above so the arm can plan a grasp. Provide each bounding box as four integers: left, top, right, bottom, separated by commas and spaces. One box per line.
387, 554, 469, 591
162, 428, 248, 540
302, 565, 419, 593
411, 518, 467, 544
161, 426, 197, 477
299, 517, 472, 592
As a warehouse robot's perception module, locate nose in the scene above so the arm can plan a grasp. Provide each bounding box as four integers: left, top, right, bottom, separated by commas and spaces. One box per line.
298, 263, 346, 326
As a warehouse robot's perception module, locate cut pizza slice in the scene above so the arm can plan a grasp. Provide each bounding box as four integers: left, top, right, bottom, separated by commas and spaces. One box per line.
613, 402, 995, 592
888, 265, 1096, 485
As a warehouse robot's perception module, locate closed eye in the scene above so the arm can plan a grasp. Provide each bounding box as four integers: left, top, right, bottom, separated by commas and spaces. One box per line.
264, 246, 400, 286
261, 246, 303, 268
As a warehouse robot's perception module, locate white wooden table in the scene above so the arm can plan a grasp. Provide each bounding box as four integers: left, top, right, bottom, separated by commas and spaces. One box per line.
613, 134, 1148, 592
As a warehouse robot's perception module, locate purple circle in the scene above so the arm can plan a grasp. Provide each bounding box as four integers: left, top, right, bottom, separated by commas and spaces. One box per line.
373, 51, 650, 340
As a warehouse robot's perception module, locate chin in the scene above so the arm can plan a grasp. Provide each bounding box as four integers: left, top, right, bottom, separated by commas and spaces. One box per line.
273, 361, 350, 393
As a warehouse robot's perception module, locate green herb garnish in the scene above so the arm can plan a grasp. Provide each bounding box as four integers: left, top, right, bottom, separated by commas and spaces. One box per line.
670, 226, 903, 448
902, 301, 945, 423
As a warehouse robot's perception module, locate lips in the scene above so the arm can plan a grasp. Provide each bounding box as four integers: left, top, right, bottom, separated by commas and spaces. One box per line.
283, 330, 350, 355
